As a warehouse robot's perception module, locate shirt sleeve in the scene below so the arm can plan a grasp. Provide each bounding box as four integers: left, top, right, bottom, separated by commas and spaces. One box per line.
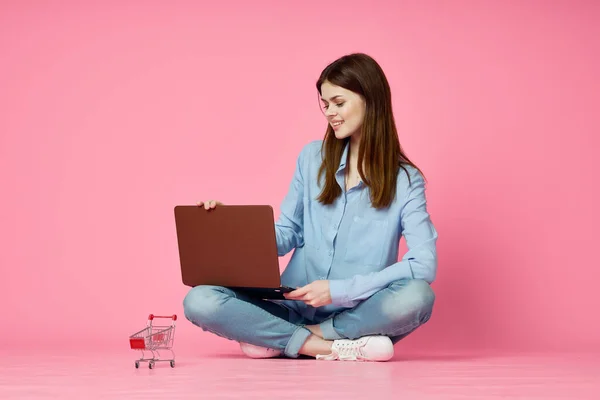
274, 145, 307, 256
329, 168, 438, 307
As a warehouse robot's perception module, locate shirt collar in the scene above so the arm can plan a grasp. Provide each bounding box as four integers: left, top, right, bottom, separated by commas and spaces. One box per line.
334, 140, 364, 189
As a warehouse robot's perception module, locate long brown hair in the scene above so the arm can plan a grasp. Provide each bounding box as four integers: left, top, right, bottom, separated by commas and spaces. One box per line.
316, 53, 424, 209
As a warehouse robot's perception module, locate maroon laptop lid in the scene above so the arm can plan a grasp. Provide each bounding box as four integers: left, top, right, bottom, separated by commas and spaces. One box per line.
173, 205, 282, 289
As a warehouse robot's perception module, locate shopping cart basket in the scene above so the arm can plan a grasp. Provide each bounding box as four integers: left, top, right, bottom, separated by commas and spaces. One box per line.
129, 314, 177, 369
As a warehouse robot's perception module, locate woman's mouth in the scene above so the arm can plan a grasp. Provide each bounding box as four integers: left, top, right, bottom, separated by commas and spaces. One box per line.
332, 121, 344, 130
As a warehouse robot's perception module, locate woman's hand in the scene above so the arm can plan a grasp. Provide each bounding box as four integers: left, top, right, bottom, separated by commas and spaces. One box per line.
284, 280, 332, 307
196, 200, 223, 210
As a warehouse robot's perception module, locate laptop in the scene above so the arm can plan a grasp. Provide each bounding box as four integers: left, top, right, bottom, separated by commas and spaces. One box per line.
173, 205, 294, 299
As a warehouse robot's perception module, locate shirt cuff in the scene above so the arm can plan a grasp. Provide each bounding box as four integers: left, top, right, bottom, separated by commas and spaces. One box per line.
328, 279, 349, 306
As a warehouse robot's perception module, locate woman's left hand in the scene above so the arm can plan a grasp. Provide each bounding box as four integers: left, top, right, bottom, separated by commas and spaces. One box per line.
284, 280, 332, 307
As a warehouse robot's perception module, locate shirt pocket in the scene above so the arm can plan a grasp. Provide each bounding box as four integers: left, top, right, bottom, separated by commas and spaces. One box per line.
304, 199, 330, 250
344, 215, 389, 266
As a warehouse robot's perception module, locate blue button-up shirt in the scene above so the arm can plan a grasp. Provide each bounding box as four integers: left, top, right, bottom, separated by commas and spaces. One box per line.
275, 140, 438, 321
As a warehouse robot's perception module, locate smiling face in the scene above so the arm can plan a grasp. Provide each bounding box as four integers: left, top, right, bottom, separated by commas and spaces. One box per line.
320, 81, 366, 141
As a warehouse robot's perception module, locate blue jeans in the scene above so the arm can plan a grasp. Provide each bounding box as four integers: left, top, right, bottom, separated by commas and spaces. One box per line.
183, 279, 435, 358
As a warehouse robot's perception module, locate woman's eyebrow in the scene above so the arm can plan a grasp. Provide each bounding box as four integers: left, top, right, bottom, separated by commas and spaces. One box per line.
321, 95, 344, 102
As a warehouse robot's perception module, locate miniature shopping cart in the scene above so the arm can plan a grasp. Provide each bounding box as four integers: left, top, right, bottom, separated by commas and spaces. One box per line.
129, 314, 177, 369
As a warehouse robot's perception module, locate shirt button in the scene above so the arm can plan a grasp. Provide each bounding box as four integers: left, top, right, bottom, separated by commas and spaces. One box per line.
329, 250, 333, 256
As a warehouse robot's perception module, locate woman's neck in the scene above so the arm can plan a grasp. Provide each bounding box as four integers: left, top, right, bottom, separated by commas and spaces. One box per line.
347, 134, 361, 169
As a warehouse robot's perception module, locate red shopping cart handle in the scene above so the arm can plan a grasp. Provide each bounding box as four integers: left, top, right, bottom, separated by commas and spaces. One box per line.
148, 314, 177, 321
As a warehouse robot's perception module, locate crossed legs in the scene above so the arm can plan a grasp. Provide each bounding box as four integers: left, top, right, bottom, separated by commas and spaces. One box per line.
183, 279, 435, 358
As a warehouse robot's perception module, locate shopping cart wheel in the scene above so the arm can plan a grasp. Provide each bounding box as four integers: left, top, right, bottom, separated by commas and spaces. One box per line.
170, 360, 175, 368
149, 361, 155, 369
135, 361, 139, 369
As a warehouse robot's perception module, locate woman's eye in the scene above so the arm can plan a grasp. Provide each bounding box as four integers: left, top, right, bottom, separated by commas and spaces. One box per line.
321, 102, 343, 110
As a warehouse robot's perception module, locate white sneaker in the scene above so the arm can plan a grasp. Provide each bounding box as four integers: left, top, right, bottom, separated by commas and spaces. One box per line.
239, 342, 282, 359
316, 335, 394, 361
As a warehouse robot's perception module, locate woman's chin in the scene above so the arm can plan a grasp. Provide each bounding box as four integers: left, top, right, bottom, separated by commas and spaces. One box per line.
333, 130, 358, 141
333, 130, 350, 140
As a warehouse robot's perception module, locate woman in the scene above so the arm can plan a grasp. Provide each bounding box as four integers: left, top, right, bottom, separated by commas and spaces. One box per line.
184, 53, 438, 362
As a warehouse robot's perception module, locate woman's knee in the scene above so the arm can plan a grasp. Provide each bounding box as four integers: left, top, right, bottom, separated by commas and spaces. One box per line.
385, 279, 435, 320
182, 285, 231, 326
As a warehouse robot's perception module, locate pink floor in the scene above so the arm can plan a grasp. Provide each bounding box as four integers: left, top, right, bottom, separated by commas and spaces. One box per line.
1, 349, 598, 399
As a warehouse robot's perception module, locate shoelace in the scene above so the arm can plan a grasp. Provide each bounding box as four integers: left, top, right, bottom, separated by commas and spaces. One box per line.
317, 338, 369, 361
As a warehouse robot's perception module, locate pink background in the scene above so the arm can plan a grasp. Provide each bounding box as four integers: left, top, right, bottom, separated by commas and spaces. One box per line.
1, 0, 598, 356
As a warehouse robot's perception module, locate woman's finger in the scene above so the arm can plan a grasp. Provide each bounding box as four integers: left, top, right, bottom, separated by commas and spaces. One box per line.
284, 290, 310, 301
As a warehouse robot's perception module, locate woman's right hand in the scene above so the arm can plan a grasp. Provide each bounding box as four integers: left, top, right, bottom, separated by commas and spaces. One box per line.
196, 200, 223, 210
